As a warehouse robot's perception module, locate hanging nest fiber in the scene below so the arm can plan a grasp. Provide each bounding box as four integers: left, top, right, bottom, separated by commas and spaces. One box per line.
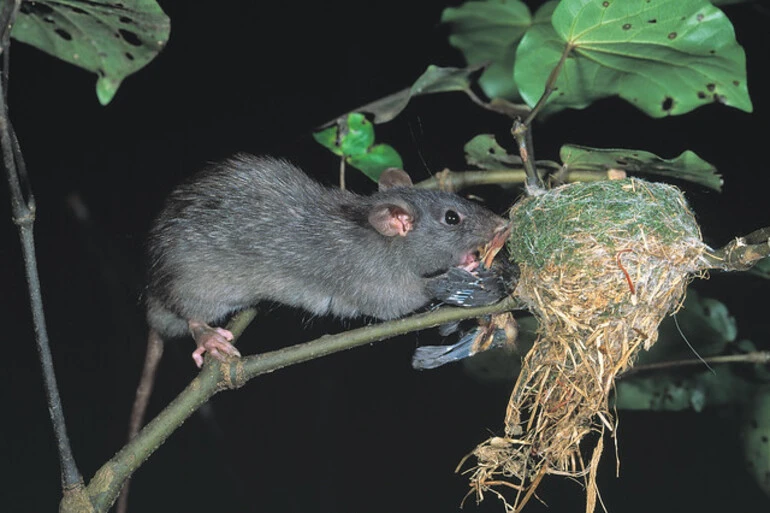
465, 178, 710, 512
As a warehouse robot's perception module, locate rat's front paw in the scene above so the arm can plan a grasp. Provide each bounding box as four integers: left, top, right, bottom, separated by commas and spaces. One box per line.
188, 320, 241, 368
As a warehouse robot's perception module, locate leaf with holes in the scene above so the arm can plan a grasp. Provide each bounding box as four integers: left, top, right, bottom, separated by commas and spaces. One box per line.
12, 0, 170, 105
634, 289, 736, 367
741, 387, 770, 497
441, 0, 532, 100
560, 144, 722, 191
464, 134, 522, 169
355, 64, 486, 124
514, 0, 752, 117
313, 113, 374, 157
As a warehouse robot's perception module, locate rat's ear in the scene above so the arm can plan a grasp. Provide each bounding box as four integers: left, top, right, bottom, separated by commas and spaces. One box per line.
368, 202, 414, 237
378, 168, 413, 191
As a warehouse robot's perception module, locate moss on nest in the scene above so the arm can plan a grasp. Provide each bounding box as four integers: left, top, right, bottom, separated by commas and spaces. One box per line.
508, 178, 702, 269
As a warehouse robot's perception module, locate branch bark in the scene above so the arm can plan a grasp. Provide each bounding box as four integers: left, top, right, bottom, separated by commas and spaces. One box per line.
75, 297, 518, 513
701, 226, 770, 271
0, 0, 85, 500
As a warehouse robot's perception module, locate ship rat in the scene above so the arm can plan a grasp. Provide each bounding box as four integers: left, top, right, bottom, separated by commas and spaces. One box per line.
118, 154, 508, 512
124, 155, 505, 465
145, 153, 508, 366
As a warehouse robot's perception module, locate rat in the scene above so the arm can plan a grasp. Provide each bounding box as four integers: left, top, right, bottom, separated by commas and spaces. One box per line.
145, 153, 508, 366
118, 154, 508, 511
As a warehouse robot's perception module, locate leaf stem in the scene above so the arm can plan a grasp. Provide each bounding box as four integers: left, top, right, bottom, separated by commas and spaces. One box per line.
523, 43, 573, 126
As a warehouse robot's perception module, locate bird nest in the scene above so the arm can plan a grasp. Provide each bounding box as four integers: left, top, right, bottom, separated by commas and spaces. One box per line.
464, 178, 708, 512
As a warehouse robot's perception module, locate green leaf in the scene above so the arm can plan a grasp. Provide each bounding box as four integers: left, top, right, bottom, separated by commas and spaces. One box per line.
615, 290, 744, 411
355, 64, 486, 124
464, 134, 522, 169
312, 113, 403, 183
636, 289, 736, 367
615, 368, 751, 411
347, 144, 404, 182
12, 0, 170, 105
748, 257, 770, 280
515, 0, 752, 117
560, 144, 722, 191
339, 113, 375, 156
741, 387, 770, 497
441, 0, 532, 100
312, 113, 374, 157
312, 125, 344, 156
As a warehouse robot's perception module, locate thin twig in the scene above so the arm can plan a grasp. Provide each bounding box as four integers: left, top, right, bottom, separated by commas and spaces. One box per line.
510, 42, 574, 194
511, 119, 543, 191
618, 351, 770, 379
0, 0, 83, 494
464, 86, 531, 119
338, 156, 346, 190
523, 43, 573, 126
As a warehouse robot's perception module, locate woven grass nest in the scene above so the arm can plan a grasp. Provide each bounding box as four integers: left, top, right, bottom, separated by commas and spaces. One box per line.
465, 178, 710, 512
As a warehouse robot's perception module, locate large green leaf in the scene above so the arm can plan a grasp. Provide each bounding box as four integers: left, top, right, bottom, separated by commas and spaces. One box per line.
515, 0, 752, 117
11, 0, 170, 105
615, 290, 746, 412
560, 144, 722, 191
741, 387, 770, 497
635, 289, 737, 367
615, 368, 751, 412
441, 0, 532, 100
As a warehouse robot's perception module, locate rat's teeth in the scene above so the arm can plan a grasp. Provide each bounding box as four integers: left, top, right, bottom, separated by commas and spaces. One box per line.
458, 251, 480, 272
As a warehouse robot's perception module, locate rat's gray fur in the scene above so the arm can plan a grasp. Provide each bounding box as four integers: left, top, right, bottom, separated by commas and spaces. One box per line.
145, 154, 505, 338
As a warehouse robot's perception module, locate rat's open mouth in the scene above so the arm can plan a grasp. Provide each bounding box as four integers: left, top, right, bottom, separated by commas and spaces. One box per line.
459, 223, 512, 272
459, 251, 481, 272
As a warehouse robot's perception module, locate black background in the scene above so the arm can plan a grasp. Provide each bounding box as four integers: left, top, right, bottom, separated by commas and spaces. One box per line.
1, 1, 769, 512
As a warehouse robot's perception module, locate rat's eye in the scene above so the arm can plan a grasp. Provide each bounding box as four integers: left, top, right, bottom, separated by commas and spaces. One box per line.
444, 210, 461, 225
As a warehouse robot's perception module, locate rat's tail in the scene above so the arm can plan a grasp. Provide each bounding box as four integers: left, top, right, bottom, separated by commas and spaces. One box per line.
115, 329, 165, 513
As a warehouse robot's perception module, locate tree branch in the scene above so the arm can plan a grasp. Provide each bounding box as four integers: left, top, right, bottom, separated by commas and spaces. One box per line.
0, 0, 84, 498
77, 297, 518, 513
700, 226, 770, 271
414, 166, 615, 191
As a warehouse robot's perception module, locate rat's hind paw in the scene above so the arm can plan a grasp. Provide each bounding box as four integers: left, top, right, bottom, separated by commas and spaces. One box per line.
189, 320, 241, 368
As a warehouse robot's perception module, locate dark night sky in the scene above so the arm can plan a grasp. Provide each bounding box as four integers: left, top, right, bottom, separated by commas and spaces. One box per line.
1, 1, 769, 512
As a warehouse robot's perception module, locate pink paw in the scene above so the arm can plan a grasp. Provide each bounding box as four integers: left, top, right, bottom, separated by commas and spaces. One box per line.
188, 320, 241, 368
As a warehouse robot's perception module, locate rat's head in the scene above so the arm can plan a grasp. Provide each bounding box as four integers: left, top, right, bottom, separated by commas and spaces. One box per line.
367, 168, 507, 276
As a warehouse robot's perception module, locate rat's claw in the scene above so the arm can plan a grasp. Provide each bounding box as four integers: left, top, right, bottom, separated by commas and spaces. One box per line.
213, 327, 234, 341
189, 320, 241, 368
192, 346, 206, 368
